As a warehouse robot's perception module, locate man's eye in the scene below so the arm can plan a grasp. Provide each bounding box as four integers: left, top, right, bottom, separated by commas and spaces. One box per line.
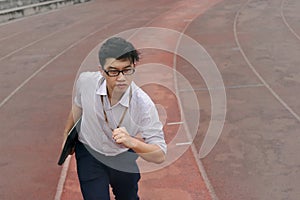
109, 70, 119, 74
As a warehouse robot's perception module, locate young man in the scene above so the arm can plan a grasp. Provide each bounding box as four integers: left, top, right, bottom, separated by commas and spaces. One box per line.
63, 37, 167, 200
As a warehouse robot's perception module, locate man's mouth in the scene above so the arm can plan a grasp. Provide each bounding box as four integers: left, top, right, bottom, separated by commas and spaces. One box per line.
116, 84, 127, 88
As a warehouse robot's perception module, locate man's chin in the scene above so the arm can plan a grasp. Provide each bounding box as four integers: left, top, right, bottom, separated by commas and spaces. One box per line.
114, 85, 129, 93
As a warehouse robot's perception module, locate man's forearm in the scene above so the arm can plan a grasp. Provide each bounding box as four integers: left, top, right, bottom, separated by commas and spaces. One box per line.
63, 105, 82, 139
131, 139, 165, 164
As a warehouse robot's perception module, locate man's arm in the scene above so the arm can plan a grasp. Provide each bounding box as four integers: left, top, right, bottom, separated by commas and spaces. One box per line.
63, 105, 82, 141
112, 127, 166, 164
130, 138, 166, 164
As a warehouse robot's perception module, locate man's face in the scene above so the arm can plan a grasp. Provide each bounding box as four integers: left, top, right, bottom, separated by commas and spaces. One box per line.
102, 58, 135, 96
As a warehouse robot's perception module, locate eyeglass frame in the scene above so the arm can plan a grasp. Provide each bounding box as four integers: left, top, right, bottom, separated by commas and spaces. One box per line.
103, 65, 136, 77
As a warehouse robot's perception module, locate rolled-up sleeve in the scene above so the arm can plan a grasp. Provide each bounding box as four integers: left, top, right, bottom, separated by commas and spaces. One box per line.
73, 74, 83, 108
139, 103, 167, 154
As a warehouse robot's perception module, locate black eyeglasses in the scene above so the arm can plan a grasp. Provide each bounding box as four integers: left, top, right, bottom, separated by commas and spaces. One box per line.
104, 68, 135, 77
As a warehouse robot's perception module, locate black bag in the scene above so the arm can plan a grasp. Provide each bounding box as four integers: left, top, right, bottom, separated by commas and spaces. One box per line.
57, 118, 81, 165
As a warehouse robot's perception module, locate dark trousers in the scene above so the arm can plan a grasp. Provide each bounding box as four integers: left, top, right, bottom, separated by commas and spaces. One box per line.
75, 142, 140, 200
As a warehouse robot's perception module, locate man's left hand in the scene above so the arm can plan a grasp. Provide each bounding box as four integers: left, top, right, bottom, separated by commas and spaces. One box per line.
112, 127, 136, 148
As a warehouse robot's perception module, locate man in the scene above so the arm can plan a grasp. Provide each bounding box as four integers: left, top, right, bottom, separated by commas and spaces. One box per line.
63, 37, 167, 200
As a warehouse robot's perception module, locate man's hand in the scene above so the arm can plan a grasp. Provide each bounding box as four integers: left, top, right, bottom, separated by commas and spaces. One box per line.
112, 127, 136, 148
112, 127, 165, 164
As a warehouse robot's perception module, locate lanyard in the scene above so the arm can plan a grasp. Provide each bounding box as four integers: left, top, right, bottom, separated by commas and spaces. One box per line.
100, 86, 132, 131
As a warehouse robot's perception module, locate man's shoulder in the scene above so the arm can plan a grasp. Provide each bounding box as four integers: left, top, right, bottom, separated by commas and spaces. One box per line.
79, 71, 101, 79
131, 82, 154, 105
77, 71, 102, 85
76, 71, 102, 91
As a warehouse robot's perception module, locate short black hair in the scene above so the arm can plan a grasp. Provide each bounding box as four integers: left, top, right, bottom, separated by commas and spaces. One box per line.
98, 37, 140, 68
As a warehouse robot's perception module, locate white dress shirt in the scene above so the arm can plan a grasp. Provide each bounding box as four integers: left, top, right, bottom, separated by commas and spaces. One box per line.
74, 71, 167, 156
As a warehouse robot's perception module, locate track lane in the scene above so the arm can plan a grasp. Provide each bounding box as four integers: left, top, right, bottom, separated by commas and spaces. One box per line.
0, 1, 187, 199
59, 0, 223, 199
234, 0, 300, 121
183, 0, 300, 199
280, 0, 300, 41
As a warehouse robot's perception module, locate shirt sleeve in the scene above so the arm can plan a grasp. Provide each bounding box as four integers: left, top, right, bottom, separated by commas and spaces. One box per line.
138, 101, 167, 154
73, 73, 83, 108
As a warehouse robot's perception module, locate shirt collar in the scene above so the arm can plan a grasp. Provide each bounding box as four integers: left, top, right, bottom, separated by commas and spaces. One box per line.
96, 78, 131, 107
96, 78, 107, 96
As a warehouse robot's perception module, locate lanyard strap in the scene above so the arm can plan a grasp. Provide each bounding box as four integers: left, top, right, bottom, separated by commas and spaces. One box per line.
100, 86, 132, 131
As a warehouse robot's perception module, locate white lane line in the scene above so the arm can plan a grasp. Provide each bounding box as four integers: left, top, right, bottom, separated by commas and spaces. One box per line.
280, 0, 300, 41
54, 156, 71, 200
0, 13, 123, 109
190, 144, 220, 200
171, 1, 221, 199
167, 121, 184, 125
178, 83, 265, 92
0, 31, 23, 42
234, 0, 300, 122
0, 10, 97, 62
176, 142, 192, 146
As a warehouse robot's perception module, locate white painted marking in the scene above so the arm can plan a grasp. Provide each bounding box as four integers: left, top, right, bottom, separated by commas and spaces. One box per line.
167, 121, 184, 125
281, 0, 300, 41
54, 156, 71, 200
176, 142, 192, 146
171, 1, 221, 199
0, 14, 124, 109
0, 31, 23, 42
0, 12, 86, 62
179, 83, 265, 92
190, 144, 220, 200
231, 47, 240, 51
234, 0, 300, 122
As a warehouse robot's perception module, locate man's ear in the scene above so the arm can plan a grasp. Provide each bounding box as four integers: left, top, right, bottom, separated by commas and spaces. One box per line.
100, 71, 105, 76
98, 65, 104, 74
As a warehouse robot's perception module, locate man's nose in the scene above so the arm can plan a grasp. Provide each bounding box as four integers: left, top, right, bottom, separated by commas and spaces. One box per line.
116, 72, 126, 80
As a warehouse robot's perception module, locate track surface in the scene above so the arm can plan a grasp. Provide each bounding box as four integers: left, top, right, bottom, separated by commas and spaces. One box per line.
184, 0, 300, 199
0, 0, 300, 200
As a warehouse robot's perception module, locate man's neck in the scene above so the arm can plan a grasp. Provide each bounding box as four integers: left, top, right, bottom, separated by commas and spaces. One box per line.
107, 88, 124, 106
